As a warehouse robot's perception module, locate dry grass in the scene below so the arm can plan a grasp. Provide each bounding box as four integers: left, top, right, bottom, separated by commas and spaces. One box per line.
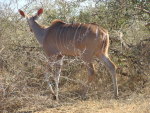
35, 95, 150, 113
0, 39, 150, 112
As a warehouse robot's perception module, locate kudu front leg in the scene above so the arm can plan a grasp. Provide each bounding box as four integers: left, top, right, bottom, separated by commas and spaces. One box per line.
53, 55, 64, 101
45, 62, 55, 96
45, 55, 64, 100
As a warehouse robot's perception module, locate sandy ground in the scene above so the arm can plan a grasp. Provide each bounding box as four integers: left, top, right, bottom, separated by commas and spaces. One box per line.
35, 95, 150, 113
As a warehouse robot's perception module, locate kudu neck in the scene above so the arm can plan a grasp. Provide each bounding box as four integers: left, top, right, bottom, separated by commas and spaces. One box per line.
30, 20, 46, 45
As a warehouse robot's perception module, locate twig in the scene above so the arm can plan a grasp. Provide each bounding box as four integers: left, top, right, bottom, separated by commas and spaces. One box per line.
0, 46, 5, 54
60, 76, 86, 86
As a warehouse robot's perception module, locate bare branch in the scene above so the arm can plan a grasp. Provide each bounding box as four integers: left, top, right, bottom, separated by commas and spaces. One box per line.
134, 6, 150, 16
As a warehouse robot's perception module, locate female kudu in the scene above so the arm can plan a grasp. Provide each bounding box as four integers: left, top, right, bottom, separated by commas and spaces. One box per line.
19, 8, 118, 100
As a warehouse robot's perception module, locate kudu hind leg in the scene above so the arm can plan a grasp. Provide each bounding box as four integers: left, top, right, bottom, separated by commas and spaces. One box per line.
101, 55, 118, 98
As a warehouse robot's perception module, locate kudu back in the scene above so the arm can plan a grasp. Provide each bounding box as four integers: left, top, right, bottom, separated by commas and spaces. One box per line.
19, 8, 118, 101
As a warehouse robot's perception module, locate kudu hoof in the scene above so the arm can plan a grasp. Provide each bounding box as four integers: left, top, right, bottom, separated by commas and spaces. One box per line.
52, 95, 59, 101
52, 95, 57, 100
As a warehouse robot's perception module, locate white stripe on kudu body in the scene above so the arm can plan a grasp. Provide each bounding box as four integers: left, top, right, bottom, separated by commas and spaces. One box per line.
55, 26, 61, 52
73, 23, 81, 44
19, 8, 118, 101
77, 24, 83, 42
73, 23, 81, 55
62, 26, 67, 50
64, 27, 69, 50
82, 24, 91, 41
96, 26, 99, 38
58, 27, 64, 51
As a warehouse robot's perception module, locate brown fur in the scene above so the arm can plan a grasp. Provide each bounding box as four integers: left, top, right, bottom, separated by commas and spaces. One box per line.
43, 20, 109, 62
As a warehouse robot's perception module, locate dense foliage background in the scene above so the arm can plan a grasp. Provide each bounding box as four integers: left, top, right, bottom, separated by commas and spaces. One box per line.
0, 0, 149, 112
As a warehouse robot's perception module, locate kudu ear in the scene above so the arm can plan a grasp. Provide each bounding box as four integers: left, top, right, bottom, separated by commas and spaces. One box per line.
37, 8, 43, 16
19, 9, 25, 17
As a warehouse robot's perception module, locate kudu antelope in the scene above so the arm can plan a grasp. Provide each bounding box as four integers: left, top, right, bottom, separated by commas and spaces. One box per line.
19, 8, 118, 100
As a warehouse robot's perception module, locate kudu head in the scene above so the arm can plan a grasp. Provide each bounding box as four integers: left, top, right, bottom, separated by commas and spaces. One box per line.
19, 8, 43, 32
